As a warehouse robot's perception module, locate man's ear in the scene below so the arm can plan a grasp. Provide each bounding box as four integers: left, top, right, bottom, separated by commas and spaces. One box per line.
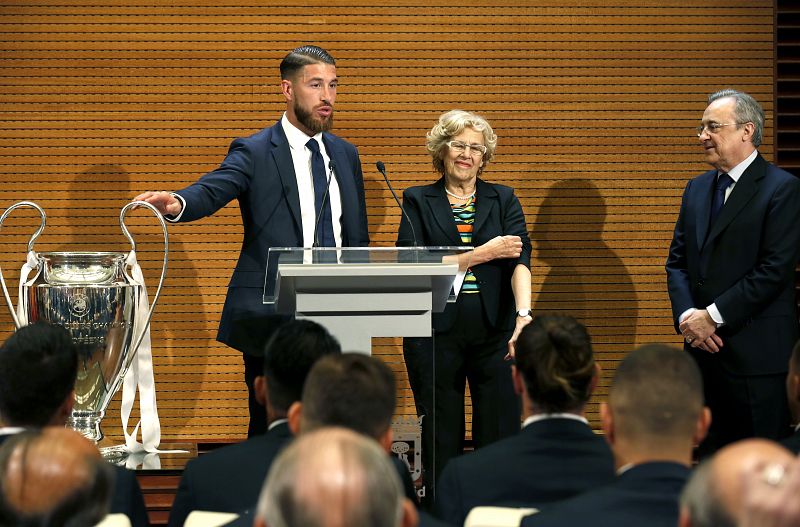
678, 507, 692, 527
51, 390, 75, 426
254, 375, 267, 407
378, 426, 394, 454
600, 401, 614, 445
400, 498, 419, 527
288, 401, 302, 435
693, 406, 712, 446
281, 79, 293, 101
790, 372, 800, 403
587, 363, 601, 398
511, 365, 525, 397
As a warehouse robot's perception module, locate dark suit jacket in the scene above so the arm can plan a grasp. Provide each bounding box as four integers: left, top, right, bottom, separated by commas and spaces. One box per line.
782, 428, 800, 454
434, 417, 615, 526
397, 177, 531, 332
521, 462, 690, 527
167, 422, 292, 527
175, 120, 370, 354
0, 432, 150, 527
666, 154, 800, 375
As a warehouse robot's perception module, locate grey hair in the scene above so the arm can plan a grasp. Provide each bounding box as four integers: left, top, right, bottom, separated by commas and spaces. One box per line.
254, 427, 405, 527
679, 460, 736, 527
426, 109, 498, 177
708, 89, 765, 147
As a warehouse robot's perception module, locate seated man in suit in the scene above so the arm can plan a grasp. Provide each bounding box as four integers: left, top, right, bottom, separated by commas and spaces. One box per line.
679, 438, 794, 527
782, 339, 800, 453
522, 343, 711, 527
0, 427, 114, 526
434, 314, 615, 525
168, 320, 341, 527
253, 427, 417, 527
0, 322, 149, 527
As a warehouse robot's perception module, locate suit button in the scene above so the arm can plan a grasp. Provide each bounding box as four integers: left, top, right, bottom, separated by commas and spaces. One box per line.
696, 280, 704, 287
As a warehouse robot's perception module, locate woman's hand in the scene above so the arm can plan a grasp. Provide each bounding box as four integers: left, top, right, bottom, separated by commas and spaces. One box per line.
506, 313, 532, 360
477, 235, 522, 263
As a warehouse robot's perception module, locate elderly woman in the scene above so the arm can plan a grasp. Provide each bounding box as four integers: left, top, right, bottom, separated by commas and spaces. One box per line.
397, 109, 532, 488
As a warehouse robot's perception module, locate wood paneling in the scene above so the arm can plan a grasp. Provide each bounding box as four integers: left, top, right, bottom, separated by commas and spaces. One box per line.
0, 0, 775, 441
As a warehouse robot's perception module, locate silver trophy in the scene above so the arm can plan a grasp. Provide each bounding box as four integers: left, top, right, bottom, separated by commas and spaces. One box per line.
0, 201, 168, 444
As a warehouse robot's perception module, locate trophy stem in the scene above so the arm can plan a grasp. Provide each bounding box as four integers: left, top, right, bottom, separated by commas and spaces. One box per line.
68, 410, 105, 443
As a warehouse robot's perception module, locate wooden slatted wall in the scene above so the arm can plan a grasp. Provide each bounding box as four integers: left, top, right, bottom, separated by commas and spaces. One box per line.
0, 0, 774, 441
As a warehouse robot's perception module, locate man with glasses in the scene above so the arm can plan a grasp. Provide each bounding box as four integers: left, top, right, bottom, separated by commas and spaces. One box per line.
666, 89, 800, 456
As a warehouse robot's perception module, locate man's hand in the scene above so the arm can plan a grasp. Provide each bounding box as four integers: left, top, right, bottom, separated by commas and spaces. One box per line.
132, 191, 182, 217
679, 309, 724, 353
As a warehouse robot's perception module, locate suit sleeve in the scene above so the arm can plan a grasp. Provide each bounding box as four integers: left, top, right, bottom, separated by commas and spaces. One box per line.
167, 463, 198, 527
665, 179, 695, 331
434, 461, 465, 526
174, 137, 255, 223
503, 190, 532, 269
715, 175, 800, 328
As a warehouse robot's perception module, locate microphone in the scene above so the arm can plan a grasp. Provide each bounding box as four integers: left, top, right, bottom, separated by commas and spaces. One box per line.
376, 161, 418, 247
313, 159, 336, 248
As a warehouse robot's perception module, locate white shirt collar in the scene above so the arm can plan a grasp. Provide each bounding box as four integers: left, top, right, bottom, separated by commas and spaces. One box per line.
0, 426, 27, 436
268, 418, 289, 431
281, 113, 323, 152
522, 413, 589, 429
721, 148, 758, 183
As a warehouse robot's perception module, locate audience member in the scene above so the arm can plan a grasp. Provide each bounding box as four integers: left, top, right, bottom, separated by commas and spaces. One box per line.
253, 427, 417, 527
521, 343, 710, 527
434, 315, 614, 525
679, 438, 794, 527
168, 320, 341, 527
782, 339, 800, 454
0, 427, 114, 526
740, 450, 800, 527
0, 322, 149, 527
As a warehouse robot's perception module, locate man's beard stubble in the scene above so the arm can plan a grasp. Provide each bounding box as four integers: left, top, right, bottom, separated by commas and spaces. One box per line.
294, 100, 334, 134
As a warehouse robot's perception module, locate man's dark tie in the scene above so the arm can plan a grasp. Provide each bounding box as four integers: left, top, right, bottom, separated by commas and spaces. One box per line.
306, 138, 335, 247
709, 173, 734, 227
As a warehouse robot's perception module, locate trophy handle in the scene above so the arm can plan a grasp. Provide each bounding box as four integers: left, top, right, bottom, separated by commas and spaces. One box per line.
0, 201, 46, 329
119, 201, 169, 354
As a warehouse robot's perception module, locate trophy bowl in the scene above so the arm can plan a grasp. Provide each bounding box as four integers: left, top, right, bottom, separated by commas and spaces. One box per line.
0, 201, 168, 444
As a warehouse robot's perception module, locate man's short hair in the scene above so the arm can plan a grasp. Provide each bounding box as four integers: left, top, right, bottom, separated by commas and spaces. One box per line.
280, 45, 336, 80
609, 344, 703, 442
515, 314, 595, 413
679, 460, 735, 527
0, 428, 113, 527
255, 427, 405, 527
261, 319, 341, 412
0, 323, 78, 427
300, 354, 396, 439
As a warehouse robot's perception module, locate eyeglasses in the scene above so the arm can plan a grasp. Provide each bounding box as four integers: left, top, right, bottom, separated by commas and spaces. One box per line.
695, 122, 745, 137
447, 140, 487, 157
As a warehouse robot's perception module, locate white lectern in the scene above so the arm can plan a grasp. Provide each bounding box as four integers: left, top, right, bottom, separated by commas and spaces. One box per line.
263, 247, 470, 354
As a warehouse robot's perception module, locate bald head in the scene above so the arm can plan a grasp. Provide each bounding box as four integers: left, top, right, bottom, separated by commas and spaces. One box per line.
0, 428, 112, 526
680, 439, 794, 527
255, 427, 414, 527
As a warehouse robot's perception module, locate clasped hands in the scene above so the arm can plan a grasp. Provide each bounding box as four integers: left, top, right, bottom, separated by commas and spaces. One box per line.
679, 309, 724, 353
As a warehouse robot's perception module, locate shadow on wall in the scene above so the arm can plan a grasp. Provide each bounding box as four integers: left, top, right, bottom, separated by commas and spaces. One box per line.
58, 164, 202, 436
531, 179, 638, 350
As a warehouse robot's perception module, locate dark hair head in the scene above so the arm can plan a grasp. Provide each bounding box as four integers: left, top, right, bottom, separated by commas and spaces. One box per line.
610, 344, 703, 441
0, 323, 78, 427
301, 354, 396, 439
280, 45, 336, 80
515, 315, 595, 413
261, 320, 342, 412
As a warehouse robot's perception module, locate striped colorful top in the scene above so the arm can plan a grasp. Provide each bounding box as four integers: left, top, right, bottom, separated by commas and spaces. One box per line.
452, 196, 479, 294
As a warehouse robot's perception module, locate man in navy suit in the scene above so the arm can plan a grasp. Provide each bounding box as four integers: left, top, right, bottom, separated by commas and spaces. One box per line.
434, 315, 614, 526
0, 322, 149, 527
521, 344, 711, 527
666, 89, 800, 456
135, 45, 370, 436
167, 320, 341, 527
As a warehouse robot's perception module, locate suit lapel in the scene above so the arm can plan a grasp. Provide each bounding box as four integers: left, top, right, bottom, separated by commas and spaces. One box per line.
269, 122, 303, 235
322, 134, 356, 246
425, 178, 463, 245
694, 170, 716, 251
703, 154, 764, 249
473, 178, 498, 236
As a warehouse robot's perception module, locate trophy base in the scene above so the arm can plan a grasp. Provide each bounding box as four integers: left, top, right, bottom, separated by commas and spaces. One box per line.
68, 410, 105, 444
99, 443, 130, 463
